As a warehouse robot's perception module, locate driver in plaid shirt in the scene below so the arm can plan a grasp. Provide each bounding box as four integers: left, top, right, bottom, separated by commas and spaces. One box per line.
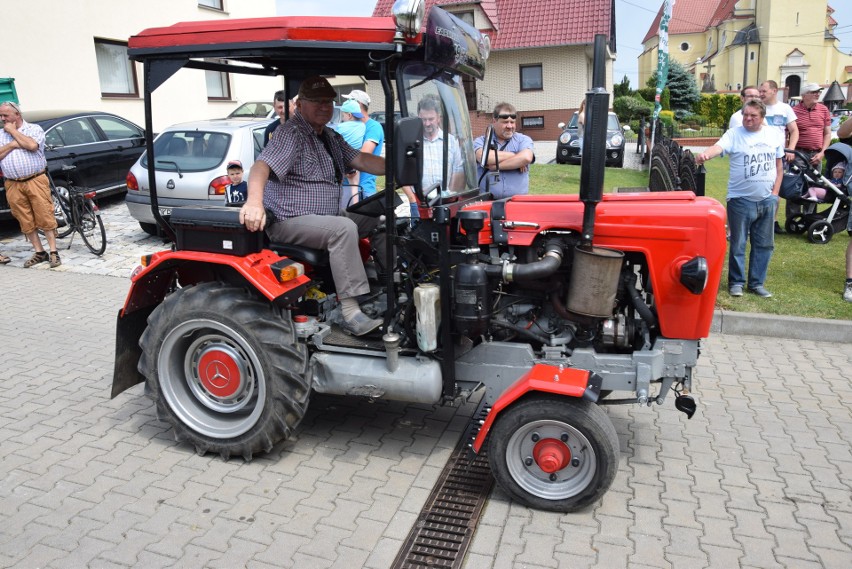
239, 76, 387, 337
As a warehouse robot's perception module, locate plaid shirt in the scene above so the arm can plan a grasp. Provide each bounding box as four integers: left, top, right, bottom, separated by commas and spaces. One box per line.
260, 113, 360, 219
0, 120, 47, 179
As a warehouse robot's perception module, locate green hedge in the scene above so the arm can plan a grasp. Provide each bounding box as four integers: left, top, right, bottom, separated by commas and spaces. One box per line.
694, 93, 741, 128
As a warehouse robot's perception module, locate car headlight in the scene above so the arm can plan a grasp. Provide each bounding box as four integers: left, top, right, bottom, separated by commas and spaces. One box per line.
559, 132, 571, 144
609, 134, 623, 148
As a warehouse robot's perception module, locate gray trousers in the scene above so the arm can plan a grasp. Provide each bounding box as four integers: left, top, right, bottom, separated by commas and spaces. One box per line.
266, 212, 383, 300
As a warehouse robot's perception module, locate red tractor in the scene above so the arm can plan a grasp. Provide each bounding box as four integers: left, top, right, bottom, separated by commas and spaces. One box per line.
112, 4, 726, 512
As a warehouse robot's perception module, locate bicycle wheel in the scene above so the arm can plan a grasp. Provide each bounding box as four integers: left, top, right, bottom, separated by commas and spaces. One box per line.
51, 183, 74, 238
78, 198, 107, 255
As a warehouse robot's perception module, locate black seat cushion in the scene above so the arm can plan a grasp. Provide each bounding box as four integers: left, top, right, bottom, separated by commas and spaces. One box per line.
267, 241, 329, 267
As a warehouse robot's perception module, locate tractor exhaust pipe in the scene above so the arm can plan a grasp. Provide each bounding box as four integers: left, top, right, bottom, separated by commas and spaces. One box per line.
579, 34, 610, 247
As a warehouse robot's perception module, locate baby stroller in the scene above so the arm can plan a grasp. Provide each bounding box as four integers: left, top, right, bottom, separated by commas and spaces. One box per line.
782, 143, 851, 244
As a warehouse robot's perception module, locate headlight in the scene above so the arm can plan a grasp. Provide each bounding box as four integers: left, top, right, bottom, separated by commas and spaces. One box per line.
392, 0, 425, 37
679, 256, 708, 294
559, 132, 571, 144
609, 134, 623, 148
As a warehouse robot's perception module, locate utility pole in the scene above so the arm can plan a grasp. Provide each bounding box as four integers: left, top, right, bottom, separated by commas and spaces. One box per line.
742, 29, 749, 87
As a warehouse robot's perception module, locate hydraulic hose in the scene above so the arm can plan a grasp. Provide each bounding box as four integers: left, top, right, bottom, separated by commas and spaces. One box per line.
624, 272, 657, 330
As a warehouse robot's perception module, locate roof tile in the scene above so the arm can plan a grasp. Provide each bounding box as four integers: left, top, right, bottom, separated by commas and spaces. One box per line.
373, 0, 613, 49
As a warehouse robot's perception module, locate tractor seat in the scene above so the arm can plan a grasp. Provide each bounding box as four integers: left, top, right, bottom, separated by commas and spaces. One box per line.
267, 241, 329, 267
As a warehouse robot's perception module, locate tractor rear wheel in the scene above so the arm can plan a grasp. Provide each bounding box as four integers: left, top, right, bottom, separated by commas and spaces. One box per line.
139, 282, 309, 460
488, 395, 619, 512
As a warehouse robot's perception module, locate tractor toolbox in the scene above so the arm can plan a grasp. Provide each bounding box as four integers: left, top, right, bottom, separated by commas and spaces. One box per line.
170, 205, 263, 256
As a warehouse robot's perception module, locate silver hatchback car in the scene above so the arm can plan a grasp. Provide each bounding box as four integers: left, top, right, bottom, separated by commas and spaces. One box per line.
125, 118, 269, 235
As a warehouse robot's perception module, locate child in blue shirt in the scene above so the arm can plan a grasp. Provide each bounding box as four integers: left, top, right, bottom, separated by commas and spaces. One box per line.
225, 160, 247, 205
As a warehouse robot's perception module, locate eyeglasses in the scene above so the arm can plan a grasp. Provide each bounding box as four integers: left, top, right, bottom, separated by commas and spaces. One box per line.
0, 101, 21, 114
301, 97, 334, 105
496, 113, 517, 120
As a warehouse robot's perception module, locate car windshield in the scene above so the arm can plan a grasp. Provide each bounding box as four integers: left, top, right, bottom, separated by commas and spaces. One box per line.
567, 113, 620, 131
399, 62, 477, 195
141, 131, 232, 172
228, 102, 273, 118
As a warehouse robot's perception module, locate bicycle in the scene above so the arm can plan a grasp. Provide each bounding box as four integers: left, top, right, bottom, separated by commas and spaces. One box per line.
46, 166, 107, 256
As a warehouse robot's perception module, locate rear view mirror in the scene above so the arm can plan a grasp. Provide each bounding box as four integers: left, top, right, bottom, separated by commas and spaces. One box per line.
623, 125, 631, 132
394, 117, 423, 187
557, 122, 566, 129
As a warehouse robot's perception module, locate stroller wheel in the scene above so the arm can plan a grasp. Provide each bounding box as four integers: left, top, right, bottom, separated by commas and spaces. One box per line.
807, 220, 834, 244
786, 214, 808, 235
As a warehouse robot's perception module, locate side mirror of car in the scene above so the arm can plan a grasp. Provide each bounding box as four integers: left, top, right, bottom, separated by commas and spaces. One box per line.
622, 125, 631, 132
557, 122, 566, 129
394, 116, 423, 187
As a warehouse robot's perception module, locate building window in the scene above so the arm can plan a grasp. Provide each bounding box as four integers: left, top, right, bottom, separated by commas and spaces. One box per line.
198, 0, 223, 9
205, 60, 231, 100
94, 39, 138, 97
750, 51, 755, 61
520, 64, 543, 91
521, 116, 544, 129
456, 11, 474, 27
680, 42, 690, 51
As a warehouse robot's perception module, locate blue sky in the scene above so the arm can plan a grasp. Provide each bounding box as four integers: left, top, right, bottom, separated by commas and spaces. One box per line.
275, 0, 852, 90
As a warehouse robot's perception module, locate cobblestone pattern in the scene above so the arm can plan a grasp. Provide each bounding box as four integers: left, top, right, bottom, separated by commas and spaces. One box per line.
2, 191, 851, 569
0, 196, 163, 277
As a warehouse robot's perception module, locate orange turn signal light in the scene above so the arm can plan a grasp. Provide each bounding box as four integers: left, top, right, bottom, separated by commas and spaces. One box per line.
270, 259, 305, 283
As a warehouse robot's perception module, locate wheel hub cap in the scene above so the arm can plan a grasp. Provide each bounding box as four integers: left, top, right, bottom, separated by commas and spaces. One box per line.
532, 438, 571, 473
196, 346, 244, 400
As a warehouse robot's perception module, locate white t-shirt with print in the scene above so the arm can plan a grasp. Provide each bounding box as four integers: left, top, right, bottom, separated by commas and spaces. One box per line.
716, 126, 784, 201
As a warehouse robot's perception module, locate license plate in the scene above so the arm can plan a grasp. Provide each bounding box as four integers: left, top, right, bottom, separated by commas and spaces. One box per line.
159, 207, 172, 216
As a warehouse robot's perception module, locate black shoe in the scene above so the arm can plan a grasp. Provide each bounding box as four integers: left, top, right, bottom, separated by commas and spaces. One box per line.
774, 221, 784, 234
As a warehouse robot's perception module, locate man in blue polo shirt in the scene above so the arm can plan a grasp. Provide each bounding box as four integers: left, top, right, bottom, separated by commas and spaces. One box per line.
473, 103, 535, 199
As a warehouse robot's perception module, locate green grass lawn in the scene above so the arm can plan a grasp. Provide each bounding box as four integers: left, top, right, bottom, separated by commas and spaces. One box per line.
526, 160, 851, 321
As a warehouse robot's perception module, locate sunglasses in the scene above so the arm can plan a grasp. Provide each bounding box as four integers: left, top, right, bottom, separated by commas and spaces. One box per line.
1, 101, 21, 114
495, 113, 517, 120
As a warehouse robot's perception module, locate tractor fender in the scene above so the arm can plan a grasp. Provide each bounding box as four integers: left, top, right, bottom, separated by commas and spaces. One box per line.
471, 365, 602, 453
111, 249, 310, 399
121, 248, 310, 317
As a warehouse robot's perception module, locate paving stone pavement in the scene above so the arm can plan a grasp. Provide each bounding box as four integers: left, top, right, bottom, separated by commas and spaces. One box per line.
2, 198, 852, 568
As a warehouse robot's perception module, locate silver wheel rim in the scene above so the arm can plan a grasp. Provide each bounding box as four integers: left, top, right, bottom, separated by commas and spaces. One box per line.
505, 419, 596, 500
158, 318, 265, 438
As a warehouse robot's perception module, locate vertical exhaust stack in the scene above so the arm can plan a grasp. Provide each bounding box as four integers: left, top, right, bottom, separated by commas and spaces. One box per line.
579, 34, 610, 247
566, 34, 625, 320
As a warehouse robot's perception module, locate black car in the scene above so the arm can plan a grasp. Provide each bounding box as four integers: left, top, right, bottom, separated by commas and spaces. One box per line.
1, 110, 146, 220
555, 111, 628, 168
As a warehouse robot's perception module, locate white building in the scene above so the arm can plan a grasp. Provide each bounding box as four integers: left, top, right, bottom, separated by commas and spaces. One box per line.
2, 0, 281, 131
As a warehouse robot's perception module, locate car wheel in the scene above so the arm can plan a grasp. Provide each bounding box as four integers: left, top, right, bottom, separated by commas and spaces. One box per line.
139, 222, 160, 236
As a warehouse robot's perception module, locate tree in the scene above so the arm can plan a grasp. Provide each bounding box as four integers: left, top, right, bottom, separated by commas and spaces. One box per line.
614, 75, 632, 98
646, 60, 700, 113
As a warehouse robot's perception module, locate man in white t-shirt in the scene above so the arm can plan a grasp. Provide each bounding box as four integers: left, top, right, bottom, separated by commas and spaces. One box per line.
759, 79, 799, 232
696, 100, 783, 299
758, 80, 798, 160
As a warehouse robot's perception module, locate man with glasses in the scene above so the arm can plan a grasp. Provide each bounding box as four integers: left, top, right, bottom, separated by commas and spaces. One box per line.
695, 100, 783, 299
473, 103, 535, 198
0, 101, 61, 268
240, 76, 387, 336
728, 86, 761, 129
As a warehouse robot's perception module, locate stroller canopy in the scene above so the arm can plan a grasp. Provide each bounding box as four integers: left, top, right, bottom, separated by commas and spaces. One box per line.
825, 143, 852, 190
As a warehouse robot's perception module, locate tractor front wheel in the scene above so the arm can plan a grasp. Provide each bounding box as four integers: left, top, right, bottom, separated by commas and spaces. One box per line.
139, 282, 309, 460
488, 395, 619, 512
